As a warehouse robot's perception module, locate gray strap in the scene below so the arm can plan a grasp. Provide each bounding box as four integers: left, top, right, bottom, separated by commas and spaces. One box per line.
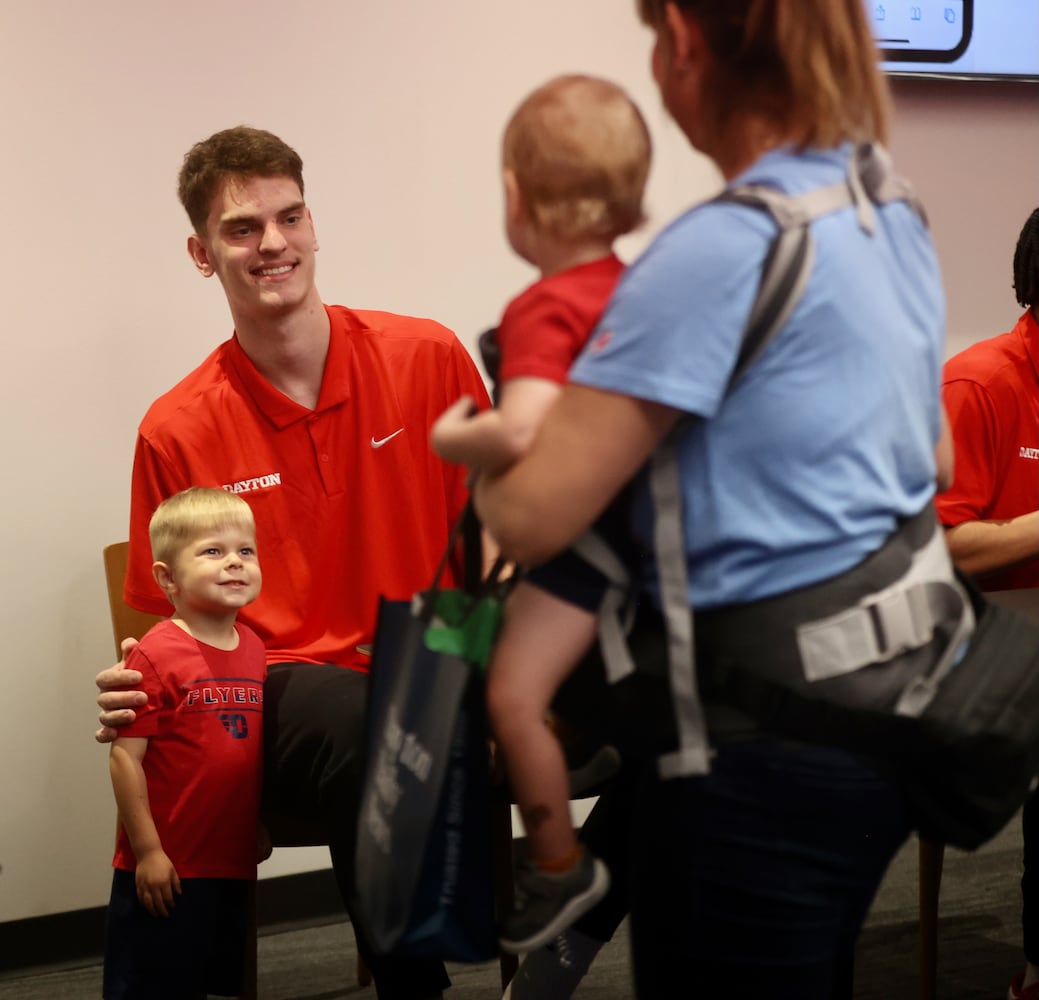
735, 229, 816, 384
846, 154, 877, 234
721, 180, 846, 392
796, 521, 975, 694
855, 143, 928, 223
723, 180, 849, 229
598, 586, 637, 684
571, 530, 637, 683
893, 579, 975, 717
727, 144, 921, 227
571, 529, 630, 590
796, 584, 936, 681
649, 436, 712, 778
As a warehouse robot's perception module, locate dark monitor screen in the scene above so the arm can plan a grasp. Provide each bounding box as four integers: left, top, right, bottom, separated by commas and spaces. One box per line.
866, 1, 1039, 82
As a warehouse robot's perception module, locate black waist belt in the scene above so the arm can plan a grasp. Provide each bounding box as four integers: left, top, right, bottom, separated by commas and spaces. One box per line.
693, 505, 970, 731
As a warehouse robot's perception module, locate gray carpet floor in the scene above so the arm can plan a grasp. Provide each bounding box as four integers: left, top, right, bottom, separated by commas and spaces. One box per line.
0, 812, 1025, 999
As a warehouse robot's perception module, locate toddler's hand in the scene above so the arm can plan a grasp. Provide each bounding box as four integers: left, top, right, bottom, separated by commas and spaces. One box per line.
135, 850, 181, 918
431, 395, 478, 461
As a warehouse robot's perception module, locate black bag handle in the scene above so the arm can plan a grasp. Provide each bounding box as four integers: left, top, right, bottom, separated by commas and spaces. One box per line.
417, 500, 511, 624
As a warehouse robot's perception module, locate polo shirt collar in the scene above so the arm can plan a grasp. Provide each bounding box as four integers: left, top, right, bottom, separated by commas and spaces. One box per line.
226, 305, 363, 429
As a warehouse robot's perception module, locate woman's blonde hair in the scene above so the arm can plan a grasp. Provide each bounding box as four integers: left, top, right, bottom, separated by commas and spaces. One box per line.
637, 0, 890, 155
149, 487, 255, 566
503, 74, 652, 242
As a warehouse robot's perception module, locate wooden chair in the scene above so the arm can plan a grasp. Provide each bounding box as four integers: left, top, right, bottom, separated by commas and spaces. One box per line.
101, 541, 370, 998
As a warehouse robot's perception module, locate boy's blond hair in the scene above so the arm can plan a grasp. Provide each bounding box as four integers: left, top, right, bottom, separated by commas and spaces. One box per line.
503, 74, 652, 243
149, 487, 256, 566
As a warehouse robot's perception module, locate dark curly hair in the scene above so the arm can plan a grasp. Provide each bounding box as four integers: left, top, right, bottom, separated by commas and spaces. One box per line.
1012, 207, 1039, 308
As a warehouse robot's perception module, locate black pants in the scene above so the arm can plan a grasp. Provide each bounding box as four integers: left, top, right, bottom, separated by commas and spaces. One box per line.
263, 662, 450, 1000
628, 737, 908, 999
103, 871, 248, 999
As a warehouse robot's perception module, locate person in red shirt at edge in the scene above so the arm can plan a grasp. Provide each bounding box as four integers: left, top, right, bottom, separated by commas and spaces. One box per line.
93, 125, 490, 1000
934, 206, 1039, 1000
937, 208, 1039, 594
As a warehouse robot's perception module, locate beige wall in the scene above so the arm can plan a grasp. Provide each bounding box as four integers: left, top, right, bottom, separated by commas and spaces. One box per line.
889, 77, 1039, 354
0, 1, 1035, 923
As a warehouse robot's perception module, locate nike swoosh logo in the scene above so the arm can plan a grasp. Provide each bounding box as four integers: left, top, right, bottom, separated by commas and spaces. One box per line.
371, 428, 404, 449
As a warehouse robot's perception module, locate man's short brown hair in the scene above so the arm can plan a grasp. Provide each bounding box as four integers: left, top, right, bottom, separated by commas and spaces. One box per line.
177, 126, 305, 235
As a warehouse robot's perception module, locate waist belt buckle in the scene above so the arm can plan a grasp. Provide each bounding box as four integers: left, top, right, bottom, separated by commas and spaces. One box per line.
866, 584, 933, 663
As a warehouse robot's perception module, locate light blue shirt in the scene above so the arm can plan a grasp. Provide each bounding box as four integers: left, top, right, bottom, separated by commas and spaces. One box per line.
570, 145, 945, 608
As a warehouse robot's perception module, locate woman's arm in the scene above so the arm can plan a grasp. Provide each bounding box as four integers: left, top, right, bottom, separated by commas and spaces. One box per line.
473, 382, 681, 566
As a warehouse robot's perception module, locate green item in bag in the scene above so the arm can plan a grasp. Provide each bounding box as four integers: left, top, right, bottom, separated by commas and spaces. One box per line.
423, 589, 503, 670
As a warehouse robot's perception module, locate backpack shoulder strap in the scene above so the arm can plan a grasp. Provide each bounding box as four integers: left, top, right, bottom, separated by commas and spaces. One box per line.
712, 143, 926, 392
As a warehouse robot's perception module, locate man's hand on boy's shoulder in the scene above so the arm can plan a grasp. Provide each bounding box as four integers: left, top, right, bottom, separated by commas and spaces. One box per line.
95, 638, 147, 743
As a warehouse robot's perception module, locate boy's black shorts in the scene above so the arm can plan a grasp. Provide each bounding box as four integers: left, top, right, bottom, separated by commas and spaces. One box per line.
103, 868, 250, 1000
524, 491, 640, 612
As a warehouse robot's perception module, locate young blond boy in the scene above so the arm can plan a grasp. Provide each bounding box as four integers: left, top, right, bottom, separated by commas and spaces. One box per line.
432, 74, 651, 955
104, 487, 266, 1000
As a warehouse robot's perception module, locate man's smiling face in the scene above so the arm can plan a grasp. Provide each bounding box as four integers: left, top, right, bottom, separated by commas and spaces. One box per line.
187, 174, 320, 323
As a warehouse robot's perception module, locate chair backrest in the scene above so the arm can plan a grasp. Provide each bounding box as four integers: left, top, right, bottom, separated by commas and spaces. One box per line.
102, 541, 163, 658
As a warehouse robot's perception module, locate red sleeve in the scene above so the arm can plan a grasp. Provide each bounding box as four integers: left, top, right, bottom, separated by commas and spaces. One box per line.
934, 377, 999, 527
497, 292, 588, 385
117, 636, 166, 738
125, 434, 182, 615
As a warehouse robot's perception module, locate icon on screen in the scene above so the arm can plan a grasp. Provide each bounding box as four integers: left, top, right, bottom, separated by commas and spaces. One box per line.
944, 7, 956, 23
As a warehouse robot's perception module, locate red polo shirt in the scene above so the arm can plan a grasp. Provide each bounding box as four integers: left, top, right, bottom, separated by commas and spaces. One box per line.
126, 305, 489, 668
936, 309, 1039, 591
